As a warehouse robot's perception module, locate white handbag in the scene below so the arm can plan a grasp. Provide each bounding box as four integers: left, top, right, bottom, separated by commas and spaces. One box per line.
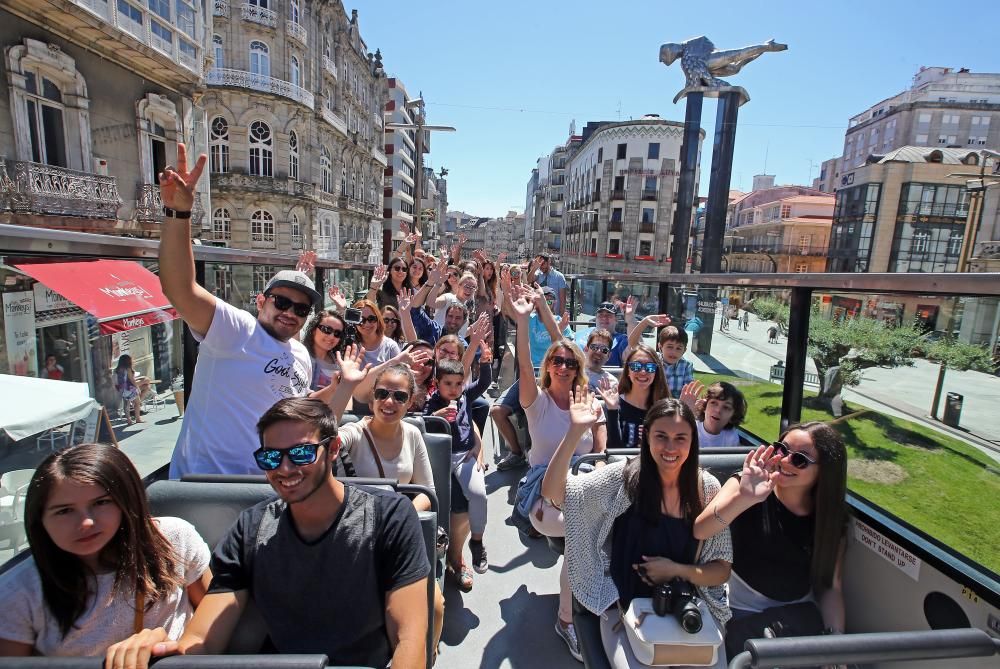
621, 596, 723, 667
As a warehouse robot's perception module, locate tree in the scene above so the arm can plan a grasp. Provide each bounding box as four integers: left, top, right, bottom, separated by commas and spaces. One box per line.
925, 338, 997, 419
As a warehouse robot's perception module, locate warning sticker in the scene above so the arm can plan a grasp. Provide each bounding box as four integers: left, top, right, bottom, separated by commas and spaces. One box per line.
854, 520, 921, 581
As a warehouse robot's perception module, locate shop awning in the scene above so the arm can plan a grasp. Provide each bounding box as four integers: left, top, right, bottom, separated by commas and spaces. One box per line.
14, 260, 177, 334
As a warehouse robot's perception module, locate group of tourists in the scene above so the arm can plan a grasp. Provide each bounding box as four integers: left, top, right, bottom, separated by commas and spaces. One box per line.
0, 145, 850, 669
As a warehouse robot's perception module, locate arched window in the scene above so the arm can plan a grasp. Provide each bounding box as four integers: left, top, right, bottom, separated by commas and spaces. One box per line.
288, 130, 299, 180
251, 209, 275, 243
341, 163, 347, 195
212, 207, 231, 240
324, 37, 331, 60
213, 34, 224, 68
290, 213, 302, 248
289, 55, 300, 88
248, 120, 273, 177
249, 41, 270, 77
289, 0, 299, 24
209, 116, 229, 173
324, 87, 334, 112
21, 68, 68, 167
321, 146, 332, 193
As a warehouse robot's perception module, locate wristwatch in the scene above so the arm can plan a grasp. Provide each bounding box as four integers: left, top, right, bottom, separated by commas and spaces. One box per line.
163, 207, 192, 219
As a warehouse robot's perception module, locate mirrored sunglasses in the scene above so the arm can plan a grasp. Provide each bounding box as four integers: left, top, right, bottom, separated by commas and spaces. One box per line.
253, 437, 332, 471
628, 361, 659, 374
772, 441, 817, 470
588, 344, 611, 355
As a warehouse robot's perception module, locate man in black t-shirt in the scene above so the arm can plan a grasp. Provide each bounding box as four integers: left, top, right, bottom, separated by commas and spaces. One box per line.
106, 397, 430, 669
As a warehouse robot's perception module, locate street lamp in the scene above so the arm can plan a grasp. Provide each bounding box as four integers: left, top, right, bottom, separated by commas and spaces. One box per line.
384, 98, 455, 259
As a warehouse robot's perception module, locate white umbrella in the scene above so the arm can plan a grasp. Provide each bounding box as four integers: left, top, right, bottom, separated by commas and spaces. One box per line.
0, 375, 98, 441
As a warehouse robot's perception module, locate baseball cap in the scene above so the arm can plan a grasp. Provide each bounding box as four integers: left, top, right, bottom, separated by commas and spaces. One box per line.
597, 301, 620, 315
264, 270, 322, 307
540, 286, 557, 298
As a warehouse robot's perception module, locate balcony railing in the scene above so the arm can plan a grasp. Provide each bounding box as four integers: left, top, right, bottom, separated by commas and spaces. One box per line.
286, 21, 307, 46
213, 0, 229, 16
0, 159, 121, 219
322, 55, 338, 79
207, 68, 314, 109
639, 221, 656, 234
608, 220, 623, 232
134, 183, 163, 222
725, 243, 828, 256
320, 107, 348, 134
610, 189, 626, 200
241, 2, 277, 27
593, 190, 601, 201
642, 189, 658, 200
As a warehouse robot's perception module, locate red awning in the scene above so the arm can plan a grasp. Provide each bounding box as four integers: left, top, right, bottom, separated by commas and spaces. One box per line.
14, 260, 177, 335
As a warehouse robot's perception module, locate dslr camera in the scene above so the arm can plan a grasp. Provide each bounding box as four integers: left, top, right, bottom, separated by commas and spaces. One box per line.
341, 307, 362, 349
652, 578, 703, 634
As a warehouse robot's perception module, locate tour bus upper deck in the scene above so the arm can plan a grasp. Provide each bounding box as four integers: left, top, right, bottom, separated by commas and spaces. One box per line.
0, 224, 998, 668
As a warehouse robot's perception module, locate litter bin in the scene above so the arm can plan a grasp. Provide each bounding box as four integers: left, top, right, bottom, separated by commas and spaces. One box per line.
942, 392, 963, 428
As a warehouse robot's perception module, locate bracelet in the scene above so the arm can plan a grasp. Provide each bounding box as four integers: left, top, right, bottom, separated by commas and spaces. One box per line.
163, 207, 191, 219
713, 503, 729, 526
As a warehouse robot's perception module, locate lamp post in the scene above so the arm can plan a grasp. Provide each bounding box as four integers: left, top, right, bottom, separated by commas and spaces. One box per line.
384, 98, 455, 261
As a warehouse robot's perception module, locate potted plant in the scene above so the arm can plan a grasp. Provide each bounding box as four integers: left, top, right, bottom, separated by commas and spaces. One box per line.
171, 374, 185, 417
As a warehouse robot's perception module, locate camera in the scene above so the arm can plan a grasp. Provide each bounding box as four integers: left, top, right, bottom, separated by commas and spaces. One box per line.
652, 578, 703, 634
341, 308, 362, 348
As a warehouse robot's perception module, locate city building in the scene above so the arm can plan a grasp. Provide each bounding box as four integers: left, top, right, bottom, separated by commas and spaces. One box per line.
0, 0, 212, 235
418, 166, 447, 254
383, 78, 432, 257
561, 115, 703, 275
205, 2, 386, 265
483, 210, 524, 259
812, 157, 841, 193
722, 192, 834, 273
456, 216, 488, 259
524, 168, 540, 254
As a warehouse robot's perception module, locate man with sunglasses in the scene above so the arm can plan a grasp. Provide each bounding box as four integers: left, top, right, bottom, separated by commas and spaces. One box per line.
583, 329, 618, 392
108, 397, 430, 669
573, 301, 635, 367
155, 144, 334, 478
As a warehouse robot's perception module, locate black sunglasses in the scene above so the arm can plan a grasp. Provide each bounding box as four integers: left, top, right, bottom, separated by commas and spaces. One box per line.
588, 344, 611, 355
773, 441, 817, 470
628, 361, 659, 374
316, 324, 343, 337
384, 317, 400, 325
549, 355, 579, 370
254, 437, 332, 471
390, 264, 408, 272
373, 387, 411, 403
266, 293, 312, 318
359, 315, 379, 324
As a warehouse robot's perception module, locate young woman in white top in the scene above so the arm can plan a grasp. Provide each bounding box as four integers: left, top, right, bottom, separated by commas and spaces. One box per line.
0, 443, 210, 657
509, 283, 606, 661
352, 299, 402, 367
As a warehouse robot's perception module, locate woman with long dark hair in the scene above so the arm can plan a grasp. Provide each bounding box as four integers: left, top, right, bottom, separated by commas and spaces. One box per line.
406, 256, 429, 291
366, 257, 409, 309
114, 354, 149, 425
0, 444, 211, 656
302, 309, 347, 390
381, 305, 404, 345
603, 344, 670, 449
693, 422, 848, 659
542, 396, 732, 668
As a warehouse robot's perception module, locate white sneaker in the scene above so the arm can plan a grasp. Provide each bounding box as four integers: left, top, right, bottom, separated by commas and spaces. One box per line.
555, 620, 583, 662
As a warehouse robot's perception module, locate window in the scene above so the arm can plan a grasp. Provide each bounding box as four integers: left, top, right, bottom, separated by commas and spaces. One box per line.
968, 136, 987, 146
150, 21, 172, 52
175, 0, 196, 36
249, 0, 269, 7
639, 240, 652, 256
647, 142, 660, 159
22, 70, 67, 167
291, 214, 302, 244
147, 0, 169, 19
213, 34, 224, 68
611, 207, 622, 222
915, 134, 928, 144
644, 176, 657, 192
117, 0, 143, 32
212, 208, 231, 240
597, 148, 603, 162
910, 231, 930, 254
795, 263, 808, 273
289, 0, 299, 23
942, 114, 960, 125
641, 208, 654, 223
289, 55, 300, 87
209, 116, 229, 173
321, 146, 332, 193
288, 130, 298, 180
918, 112, 932, 124
616, 143, 626, 160
251, 209, 275, 243
938, 134, 957, 145
248, 120, 273, 177
780, 204, 791, 219
213, 267, 232, 300
947, 231, 963, 256
971, 116, 991, 127
249, 41, 270, 77
608, 238, 620, 254
252, 265, 272, 294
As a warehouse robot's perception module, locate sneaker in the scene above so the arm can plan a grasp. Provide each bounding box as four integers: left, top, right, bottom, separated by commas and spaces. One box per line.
497, 452, 526, 471
469, 541, 488, 574
555, 619, 583, 662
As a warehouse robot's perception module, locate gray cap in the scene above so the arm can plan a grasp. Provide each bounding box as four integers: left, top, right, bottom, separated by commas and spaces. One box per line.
540, 286, 557, 297
264, 270, 322, 306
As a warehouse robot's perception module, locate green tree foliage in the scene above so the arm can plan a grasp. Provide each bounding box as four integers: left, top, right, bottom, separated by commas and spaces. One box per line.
748, 297, 789, 328
925, 337, 997, 373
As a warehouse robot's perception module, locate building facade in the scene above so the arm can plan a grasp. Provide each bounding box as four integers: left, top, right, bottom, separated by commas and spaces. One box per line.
382, 77, 429, 256
205, 1, 385, 264
722, 194, 834, 273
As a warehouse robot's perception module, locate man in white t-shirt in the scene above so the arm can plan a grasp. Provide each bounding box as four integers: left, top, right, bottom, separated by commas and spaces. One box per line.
156, 144, 345, 477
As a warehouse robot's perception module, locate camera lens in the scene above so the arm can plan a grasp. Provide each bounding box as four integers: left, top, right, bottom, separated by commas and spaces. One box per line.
678, 601, 703, 634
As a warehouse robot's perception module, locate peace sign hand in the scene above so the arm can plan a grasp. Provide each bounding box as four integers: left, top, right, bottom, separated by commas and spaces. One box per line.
159, 142, 206, 213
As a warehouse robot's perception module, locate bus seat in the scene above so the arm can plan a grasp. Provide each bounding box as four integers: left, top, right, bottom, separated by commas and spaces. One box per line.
572, 596, 613, 669
422, 415, 451, 435
0, 657, 335, 668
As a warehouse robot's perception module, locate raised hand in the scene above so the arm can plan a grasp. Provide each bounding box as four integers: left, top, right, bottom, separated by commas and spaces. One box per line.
624, 295, 638, 319
404, 232, 419, 245
568, 386, 600, 429
428, 261, 447, 286
596, 376, 620, 411
499, 265, 512, 293
457, 233, 467, 246
369, 264, 387, 291
645, 314, 671, 327
336, 344, 371, 385
328, 285, 348, 313
159, 142, 206, 213
679, 380, 704, 411
479, 340, 493, 365
394, 344, 432, 370
509, 290, 535, 321
468, 312, 491, 345
497, 251, 508, 265
295, 250, 317, 277
399, 221, 410, 235
740, 444, 780, 502
472, 248, 488, 264
397, 287, 413, 311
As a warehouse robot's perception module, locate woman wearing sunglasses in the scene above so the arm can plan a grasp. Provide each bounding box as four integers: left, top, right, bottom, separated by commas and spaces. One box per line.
352, 299, 402, 368
303, 309, 347, 390
366, 258, 409, 310
693, 422, 848, 661
602, 344, 670, 449
382, 305, 405, 345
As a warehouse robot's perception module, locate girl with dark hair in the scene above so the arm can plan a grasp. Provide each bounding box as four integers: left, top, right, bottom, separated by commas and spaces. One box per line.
302, 309, 347, 390
693, 422, 848, 658
680, 380, 748, 448
0, 443, 211, 656
382, 305, 404, 345
406, 256, 428, 291
366, 258, 409, 309
603, 344, 670, 449
114, 354, 149, 425
542, 395, 732, 668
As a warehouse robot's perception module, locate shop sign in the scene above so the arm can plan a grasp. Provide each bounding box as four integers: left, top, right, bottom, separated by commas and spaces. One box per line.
33, 283, 76, 313
3, 291, 38, 376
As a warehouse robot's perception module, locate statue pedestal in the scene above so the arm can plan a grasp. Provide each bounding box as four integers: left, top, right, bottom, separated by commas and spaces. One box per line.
673, 85, 749, 106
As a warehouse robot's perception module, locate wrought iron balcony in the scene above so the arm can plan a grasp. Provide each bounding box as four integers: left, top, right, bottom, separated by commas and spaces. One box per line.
291, 234, 303, 249
642, 189, 658, 200
241, 2, 277, 27
207, 68, 314, 109
639, 221, 656, 234
610, 189, 626, 200
209, 229, 231, 242
134, 184, 163, 222
725, 243, 828, 256
608, 220, 623, 232
286, 21, 307, 46
322, 55, 338, 79
251, 232, 276, 248
0, 159, 121, 219
213, 0, 229, 16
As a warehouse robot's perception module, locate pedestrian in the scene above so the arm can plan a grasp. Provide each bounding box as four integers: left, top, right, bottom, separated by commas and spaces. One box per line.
768, 325, 779, 344
741, 309, 749, 331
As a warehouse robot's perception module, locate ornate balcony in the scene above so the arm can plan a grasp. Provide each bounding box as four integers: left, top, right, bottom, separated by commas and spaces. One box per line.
322, 55, 338, 79
0, 159, 121, 219
207, 68, 314, 109
286, 21, 307, 46
134, 184, 163, 223
251, 232, 276, 248
213, 0, 229, 16
241, 2, 277, 27
372, 147, 388, 167
291, 234, 303, 249
320, 107, 348, 135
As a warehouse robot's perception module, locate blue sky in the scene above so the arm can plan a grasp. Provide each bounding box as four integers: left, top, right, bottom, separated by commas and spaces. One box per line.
348, 0, 999, 217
